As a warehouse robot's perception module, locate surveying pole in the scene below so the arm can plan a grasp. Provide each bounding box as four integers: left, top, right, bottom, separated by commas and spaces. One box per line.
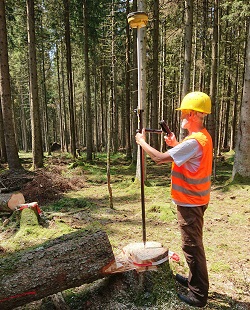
127, 11, 148, 247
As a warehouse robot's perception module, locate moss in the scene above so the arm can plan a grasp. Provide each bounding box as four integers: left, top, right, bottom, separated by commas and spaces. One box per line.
231, 173, 250, 185
19, 208, 39, 227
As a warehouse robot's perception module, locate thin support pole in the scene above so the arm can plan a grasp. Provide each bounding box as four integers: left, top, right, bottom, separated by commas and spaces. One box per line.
137, 26, 146, 247
127, 11, 148, 248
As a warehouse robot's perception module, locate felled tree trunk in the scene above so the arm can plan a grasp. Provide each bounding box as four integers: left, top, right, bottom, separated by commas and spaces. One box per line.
0, 229, 114, 310
0, 192, 25, 212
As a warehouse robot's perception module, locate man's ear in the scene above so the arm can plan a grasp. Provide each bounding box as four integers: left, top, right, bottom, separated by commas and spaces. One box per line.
189, 111, 196, 118
190, 111, 200, 122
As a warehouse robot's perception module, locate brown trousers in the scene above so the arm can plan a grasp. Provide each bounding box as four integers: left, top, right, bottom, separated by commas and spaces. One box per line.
177, 205, 209, 301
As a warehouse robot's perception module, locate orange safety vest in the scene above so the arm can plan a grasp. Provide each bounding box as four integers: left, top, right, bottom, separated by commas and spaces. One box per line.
171, 129, 213, 206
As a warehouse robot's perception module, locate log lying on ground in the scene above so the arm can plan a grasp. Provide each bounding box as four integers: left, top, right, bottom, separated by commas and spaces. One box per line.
0, 229, 114, 310
0, 192, 25, 212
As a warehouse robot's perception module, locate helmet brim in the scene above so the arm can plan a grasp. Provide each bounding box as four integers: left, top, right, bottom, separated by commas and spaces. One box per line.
175, 107, 211, 114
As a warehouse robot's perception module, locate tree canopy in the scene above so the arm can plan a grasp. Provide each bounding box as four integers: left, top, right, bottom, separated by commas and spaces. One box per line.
0, 0, 249, 177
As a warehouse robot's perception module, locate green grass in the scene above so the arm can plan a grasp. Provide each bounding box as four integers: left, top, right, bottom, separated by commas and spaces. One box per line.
43, 197, 95, 212
210, 261, 232, 273
0, 151, 249, 309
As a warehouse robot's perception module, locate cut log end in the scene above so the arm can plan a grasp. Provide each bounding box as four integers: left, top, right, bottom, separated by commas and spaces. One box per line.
0, 192, 25, 212
8, 193, 25, 210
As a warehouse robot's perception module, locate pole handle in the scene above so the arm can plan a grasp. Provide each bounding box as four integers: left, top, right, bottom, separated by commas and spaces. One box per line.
159, 120, 172, 136
136, 128, 162, 134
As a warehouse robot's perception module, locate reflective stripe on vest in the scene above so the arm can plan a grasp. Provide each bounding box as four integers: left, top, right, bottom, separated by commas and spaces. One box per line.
171, 183, 211, 198
171, 170, 211, 185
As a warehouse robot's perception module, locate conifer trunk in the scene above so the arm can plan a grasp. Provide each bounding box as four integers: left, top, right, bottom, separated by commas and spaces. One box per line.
233, 23, 250, 179
63, 0, 76, 159
0, 0, 22, 170
83, 0, 93, 161
26, 0, 44, 169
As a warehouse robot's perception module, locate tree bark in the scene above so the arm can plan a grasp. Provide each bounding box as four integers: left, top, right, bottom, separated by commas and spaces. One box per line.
107, 90, 113, 209
111, 1, 118, 154
63, 0, 76, 159
0, 230, 114, 310
207, 0, 219, 144
55, 44, 64, 152
20, 93, 29, 152
125, 0, 132, 160
0, 98, 7, 163
40, 13, 51, 155
0, 0, 22, 170
231, 27, 241, 151
50, 292, 70, 310
180, 0, 193, 140
182, 0, 193, 97
26, 0, 44, 169
233, 22, 250, 179
83, 0, 93, 161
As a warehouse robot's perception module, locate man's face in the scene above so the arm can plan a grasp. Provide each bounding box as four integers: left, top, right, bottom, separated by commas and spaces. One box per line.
181, 110, 192, 129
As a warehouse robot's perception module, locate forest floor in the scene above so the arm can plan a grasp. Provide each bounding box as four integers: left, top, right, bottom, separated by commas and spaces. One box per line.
0, 151, 249, 310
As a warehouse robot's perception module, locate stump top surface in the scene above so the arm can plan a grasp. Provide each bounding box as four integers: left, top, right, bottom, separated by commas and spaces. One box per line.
123, 242, 168, 264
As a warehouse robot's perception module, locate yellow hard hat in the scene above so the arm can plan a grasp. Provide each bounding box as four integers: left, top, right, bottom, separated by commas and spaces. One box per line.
176, 91, 211, 114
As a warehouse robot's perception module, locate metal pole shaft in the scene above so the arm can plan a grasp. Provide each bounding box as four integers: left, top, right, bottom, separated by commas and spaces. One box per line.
127, 11, 148, 248
140, 141, 146, 247
137, 26, 146, 247
137, 28, 142, 111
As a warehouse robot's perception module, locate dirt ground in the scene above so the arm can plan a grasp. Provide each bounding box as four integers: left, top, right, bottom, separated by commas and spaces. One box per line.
0, 155, 249, 309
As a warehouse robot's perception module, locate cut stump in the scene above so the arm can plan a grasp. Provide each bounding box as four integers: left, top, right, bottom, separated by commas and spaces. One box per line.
103, 241, 169, 274
123, 241, 168, 266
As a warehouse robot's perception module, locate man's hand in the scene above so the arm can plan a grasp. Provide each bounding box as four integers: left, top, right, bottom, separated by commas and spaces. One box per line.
164, 132, 179, 147
135, 128, 173, 164
135, 128, 146, 145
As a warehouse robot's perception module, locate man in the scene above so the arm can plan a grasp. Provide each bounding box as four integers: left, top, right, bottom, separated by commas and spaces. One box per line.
135, 91, 213, 308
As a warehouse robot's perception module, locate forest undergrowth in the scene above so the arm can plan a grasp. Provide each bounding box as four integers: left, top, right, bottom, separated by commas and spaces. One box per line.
0, 151, 249, 310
